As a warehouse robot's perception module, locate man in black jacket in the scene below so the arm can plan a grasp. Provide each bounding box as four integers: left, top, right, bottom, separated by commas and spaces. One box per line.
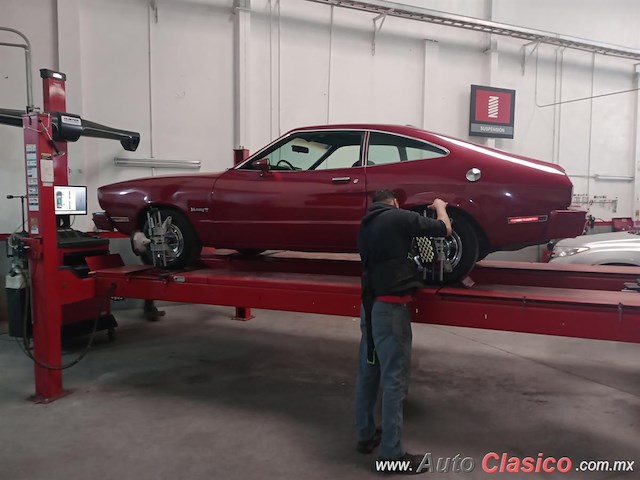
355, 189, 451, 472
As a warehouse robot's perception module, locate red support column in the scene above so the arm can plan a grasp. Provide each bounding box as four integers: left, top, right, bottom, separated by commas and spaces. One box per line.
233, 147, 249, 166
232, 148, 253, 321
232, 307, 254, 321
40, 69, 68, 185
24, 113, 65, 402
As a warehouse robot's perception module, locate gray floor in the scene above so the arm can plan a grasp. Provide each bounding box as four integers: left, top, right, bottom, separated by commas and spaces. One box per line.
0, 304, 638, 479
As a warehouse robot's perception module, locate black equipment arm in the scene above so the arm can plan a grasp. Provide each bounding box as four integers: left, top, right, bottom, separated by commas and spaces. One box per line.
49, 113, 140, 152
0, 109, 140, 152
0, 108, 25, 127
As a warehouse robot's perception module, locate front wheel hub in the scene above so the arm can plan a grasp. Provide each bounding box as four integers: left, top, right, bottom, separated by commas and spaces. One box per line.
164, 224, 185, 260
441, 232, 463, 269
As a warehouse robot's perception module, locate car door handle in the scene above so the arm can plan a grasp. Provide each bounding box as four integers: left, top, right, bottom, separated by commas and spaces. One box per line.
331, 177, 351, 183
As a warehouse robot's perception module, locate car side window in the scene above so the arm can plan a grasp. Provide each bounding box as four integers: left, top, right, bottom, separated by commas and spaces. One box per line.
241, 131, 363, 171
367, 132, 447, 165
315, 144, 361, 170
367, 144, 401, 165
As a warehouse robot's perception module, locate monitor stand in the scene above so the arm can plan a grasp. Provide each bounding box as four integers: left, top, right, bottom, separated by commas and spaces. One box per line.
56, 214, 71, 229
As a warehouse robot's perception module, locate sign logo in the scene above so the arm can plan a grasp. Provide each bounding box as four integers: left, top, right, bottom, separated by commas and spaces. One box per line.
469, 85, 516, 139
488, 96, 499, 118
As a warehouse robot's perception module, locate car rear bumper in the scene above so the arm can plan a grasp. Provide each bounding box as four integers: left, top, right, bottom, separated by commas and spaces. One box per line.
546, 208, 587, 239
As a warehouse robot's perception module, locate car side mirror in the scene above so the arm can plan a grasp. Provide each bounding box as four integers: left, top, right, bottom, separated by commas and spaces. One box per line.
253, 158, 270, 175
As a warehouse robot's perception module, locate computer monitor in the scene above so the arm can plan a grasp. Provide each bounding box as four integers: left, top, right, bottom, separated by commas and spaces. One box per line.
54, 185, 87, 215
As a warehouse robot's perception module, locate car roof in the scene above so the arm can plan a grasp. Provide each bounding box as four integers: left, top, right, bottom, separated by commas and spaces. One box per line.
284, 124, 477, 154
287, 123, 438, 140
281, 124, 565, 174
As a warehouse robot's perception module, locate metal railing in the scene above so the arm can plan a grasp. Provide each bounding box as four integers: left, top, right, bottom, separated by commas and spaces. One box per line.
0, 27, 34, 111
307, 0, 640, 61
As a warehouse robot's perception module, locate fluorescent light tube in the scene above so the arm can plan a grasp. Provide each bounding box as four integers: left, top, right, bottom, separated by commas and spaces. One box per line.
593, 174, 634, 181
114, 157, 201, 170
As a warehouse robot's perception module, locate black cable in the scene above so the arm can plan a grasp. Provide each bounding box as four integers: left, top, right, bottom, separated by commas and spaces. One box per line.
434, 285, 446, 295
14, 264, 116, 370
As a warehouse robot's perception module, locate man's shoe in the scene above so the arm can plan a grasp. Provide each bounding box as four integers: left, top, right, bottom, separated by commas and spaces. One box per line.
143, 303, 166, 321
375, 452, 426, 475
356, 428, 382, 454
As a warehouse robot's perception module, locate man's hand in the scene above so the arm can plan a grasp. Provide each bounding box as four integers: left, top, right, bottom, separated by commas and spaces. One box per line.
428, 198, 448, 211
428, 198, 452, 236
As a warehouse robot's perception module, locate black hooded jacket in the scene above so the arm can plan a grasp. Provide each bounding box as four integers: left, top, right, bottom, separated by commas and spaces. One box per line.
357, 202, 448, 296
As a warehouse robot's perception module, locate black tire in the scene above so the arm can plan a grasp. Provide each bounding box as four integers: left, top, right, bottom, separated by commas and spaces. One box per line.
141, 208, 202, 269
422, 212, 479, 285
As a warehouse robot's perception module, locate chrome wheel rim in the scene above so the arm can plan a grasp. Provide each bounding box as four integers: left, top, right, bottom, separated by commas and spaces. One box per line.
443, 231, 463, 268
164, 224, 184, 261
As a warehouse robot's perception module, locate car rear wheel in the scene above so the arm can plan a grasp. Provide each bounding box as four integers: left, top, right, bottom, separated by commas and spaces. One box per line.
141, 208, 202, 269
421, 212, 479, 285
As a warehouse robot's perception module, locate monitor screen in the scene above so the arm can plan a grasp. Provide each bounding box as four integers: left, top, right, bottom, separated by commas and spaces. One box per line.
54, 185, 87, 215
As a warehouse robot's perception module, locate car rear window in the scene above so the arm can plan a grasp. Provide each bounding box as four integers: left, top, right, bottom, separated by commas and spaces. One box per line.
367, 132, 447, 166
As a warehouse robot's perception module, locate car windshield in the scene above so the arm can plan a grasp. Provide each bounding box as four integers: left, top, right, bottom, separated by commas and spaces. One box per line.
240, 131, 364, 171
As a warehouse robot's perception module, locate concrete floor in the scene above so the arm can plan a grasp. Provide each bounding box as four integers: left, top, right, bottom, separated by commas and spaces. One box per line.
0, 304, 638, 480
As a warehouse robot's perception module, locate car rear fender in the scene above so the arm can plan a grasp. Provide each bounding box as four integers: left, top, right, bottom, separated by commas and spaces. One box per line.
404, 195, 491, 256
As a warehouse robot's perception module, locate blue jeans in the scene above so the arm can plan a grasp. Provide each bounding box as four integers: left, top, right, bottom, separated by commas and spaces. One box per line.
355, 300, 412, 459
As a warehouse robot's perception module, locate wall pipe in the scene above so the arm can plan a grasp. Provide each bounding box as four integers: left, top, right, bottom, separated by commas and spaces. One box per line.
586, 52, 596, 200
326, 5, 334, 124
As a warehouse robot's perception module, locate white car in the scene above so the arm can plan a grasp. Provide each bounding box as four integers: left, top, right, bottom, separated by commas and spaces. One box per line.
550, 231, 640, 266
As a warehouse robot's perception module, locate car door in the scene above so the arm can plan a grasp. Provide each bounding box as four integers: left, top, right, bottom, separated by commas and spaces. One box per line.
363, 131, 450, 207
211, 130, 367, 252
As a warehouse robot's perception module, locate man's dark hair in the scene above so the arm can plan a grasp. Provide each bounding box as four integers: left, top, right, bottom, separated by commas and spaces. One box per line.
372, 189, 396, 203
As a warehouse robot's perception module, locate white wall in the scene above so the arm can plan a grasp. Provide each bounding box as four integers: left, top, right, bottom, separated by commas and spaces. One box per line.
76, 0, 235, 222
493, 0, 640, 220
0, 0, 58, 231
1, 0, 640, 232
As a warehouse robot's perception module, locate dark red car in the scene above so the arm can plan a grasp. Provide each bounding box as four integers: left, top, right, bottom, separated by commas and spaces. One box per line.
94, 124, 586, 283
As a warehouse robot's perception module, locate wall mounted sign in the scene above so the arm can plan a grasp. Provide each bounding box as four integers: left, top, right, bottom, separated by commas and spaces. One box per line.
469, 85, 516, 139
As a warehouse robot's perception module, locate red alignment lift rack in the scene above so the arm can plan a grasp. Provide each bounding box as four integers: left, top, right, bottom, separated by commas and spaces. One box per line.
91, 252, 640, 346
12, 77, 640, 403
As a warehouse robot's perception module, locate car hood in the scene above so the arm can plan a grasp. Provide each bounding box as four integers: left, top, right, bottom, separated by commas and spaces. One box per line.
555, 231, 640, 249
99, 171, 226, 190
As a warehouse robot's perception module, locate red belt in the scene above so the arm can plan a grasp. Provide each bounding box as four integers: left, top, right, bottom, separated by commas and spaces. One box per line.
376, 294, 413, 304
